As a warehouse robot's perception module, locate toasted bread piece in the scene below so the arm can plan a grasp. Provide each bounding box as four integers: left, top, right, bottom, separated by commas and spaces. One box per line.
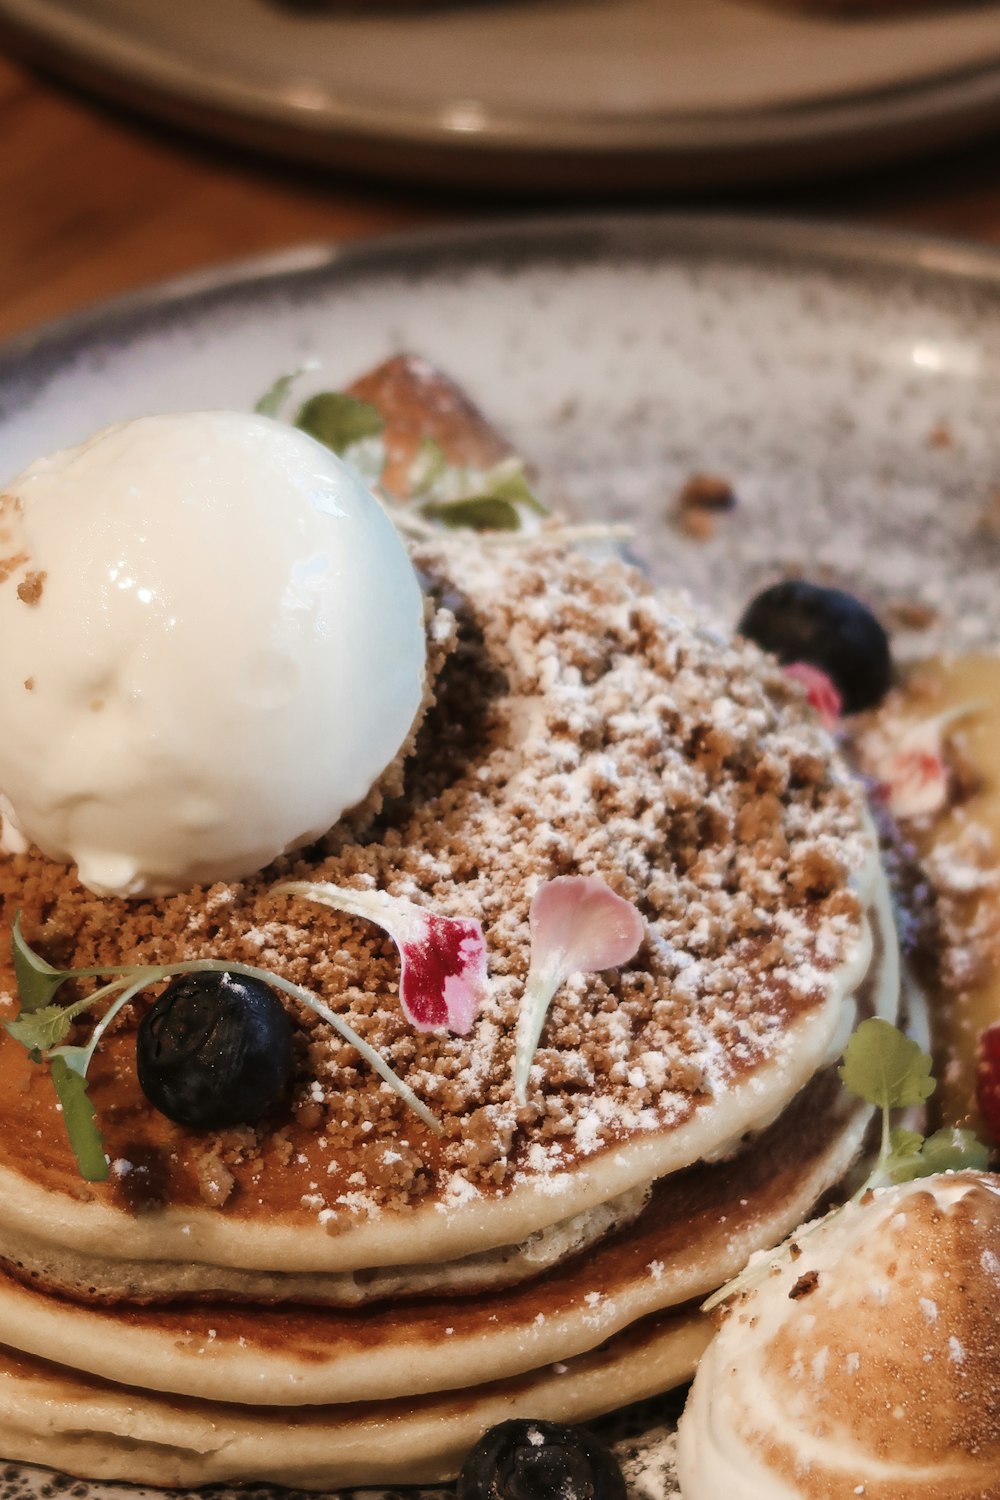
346, 353, 513, 499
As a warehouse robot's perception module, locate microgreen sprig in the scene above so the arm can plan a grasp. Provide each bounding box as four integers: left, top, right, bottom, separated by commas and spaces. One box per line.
407, 438, 548, 533
835, 1017, 989, 1187
5, 915, 443, 1182
253, 372, 548, 532
702, 1019, 989, 1313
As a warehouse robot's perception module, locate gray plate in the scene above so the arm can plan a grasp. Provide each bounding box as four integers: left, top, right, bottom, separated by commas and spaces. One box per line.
2, 213, 1000, 654
0, 213, 999, 1499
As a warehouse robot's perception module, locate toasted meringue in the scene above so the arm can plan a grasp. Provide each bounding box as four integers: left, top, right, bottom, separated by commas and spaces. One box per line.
677, 1172, 1000, 1500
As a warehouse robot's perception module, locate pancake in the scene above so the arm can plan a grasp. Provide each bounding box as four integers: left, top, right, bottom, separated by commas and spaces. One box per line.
0, 1003, 897, 1408
0, 539, 883, 1285
0, 1305, 710, 1491
0, 1185, 654, 1307
0, 869, 899, 1310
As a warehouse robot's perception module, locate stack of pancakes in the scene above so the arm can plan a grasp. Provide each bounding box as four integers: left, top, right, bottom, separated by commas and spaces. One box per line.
0, 535, 900, 1488
0, 331, 905, 1500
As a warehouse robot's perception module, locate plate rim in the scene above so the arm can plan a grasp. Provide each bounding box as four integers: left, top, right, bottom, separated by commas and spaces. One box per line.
3, 212, 1000, 380
4, 0, 1000, 148
6, 0, 1000, 188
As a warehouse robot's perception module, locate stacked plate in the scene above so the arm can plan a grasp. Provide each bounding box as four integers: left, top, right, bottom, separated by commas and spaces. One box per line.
3, 0, 1000, 187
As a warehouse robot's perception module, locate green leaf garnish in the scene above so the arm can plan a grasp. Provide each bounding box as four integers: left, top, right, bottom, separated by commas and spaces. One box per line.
410, 447, 548, 532
481, 460, 549, 516
421, 495, 523, 532
11, 912, 70, 1013
4, 921, 443, 1180
5, 1003, 75, 1053
839, 1018, 936, 1188
704, 1021, 988, 1313
295, 392, 385, 454
838, 1017, 936, 1113
880, 1125, 924, 1183
259, 375, 547, 532
49, 1056, 108, 1181
893, 1124, 990, 1181
293, 392, 387, 487
255, 368, 304, 419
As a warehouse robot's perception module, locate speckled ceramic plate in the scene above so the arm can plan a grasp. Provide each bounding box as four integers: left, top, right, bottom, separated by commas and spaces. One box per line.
1, 213, 1000, 1498
5, 0, 1000, 188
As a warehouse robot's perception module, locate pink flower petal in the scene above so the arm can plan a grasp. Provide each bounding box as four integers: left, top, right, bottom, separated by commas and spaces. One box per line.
273, 882, 487, 1036
863, 704, 979, 821
530, 875, 645, 975
398, 913, 487, 1034
514, 876, 644, 1105
783, 662, 842, 728
880, 747, 948, 820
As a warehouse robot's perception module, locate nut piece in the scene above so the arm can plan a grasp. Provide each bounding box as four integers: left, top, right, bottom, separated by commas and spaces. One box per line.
674, 473, 737, 541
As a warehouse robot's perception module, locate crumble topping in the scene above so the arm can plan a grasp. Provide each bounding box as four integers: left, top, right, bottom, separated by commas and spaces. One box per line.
0, 540, 869, 1215
14, 569, 45, 606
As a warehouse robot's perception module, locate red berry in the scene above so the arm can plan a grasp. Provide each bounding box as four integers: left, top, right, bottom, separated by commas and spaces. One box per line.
783, 661, 843, 728
975, 1023, 1000, 1146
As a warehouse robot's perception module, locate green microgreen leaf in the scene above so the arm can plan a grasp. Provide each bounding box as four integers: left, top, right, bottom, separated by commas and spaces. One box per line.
410, 449, 547, 533
910, 1126, 991, 1178
3, 919, 444, 1182
421, 495, 523, 532
11, 913, 71, 1013
705, 1021, 988, 1314
879, 1125, 925, 1184
5, 1004, 75, 1053
838, 1017, 936, 1113
255, 367, 307, 419
49, 1055, 108, 1182
483, 459, 549, 516
50, 1045, 90, 1078
295, 392, 385, 455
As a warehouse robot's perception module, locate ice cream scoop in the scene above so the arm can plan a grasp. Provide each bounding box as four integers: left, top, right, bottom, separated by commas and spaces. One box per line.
0, 411, 426, 896
676, 1171, 1000, 1500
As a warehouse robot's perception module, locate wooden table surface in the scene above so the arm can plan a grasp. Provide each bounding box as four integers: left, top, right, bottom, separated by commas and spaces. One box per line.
4, 46, 1000, 345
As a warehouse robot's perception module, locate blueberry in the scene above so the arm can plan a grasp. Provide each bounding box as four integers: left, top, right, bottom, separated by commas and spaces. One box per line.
136, 972, 293, 1130
738, 580, 891, 714
458, 1420, 627, 1500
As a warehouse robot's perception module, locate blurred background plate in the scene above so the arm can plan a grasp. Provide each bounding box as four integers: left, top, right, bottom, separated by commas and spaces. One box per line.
4, 0, 1000, 190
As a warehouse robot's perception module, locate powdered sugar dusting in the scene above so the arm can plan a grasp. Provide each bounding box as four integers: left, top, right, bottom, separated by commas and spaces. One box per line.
3, 539, 872, 1224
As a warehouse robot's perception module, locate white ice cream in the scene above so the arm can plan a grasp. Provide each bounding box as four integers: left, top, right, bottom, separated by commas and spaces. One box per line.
0, 411, 427, 896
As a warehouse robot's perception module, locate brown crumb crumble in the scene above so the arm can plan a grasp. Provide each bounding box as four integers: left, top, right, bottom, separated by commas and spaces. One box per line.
0, 540, 870, 1216
788, 1269, 820, 1300
676, 473, 737, 514
674, 473, 737, 542
15, 569, 45, 606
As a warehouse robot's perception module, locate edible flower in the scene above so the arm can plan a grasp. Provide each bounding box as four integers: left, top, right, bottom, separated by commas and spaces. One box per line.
513, 876, 645, 1106
783, 661, 842, 728
868, 703, 979, 820
273, 881, 488, 1034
